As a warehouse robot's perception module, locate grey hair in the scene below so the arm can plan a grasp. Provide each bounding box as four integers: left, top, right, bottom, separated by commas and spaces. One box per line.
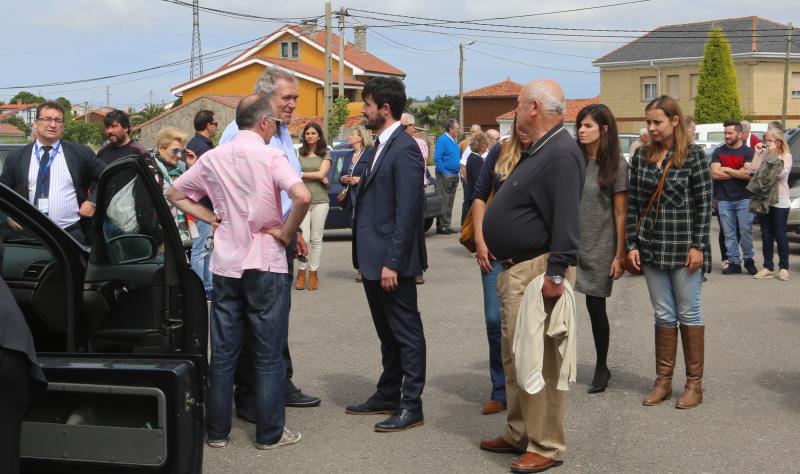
639, 128, 648, 136
401, 112, 415, 125
526, 82, 566, 116
740, 119, 751, 131
236, 94, 275, 130
253, 66, 298, 97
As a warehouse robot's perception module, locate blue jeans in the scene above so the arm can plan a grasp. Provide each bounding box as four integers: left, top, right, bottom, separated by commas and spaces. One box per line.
642, 266, 704, 327
191, 220, 213, 294
480, 260, 506, 403
758, 207, 790, 271
207, 270, 290, 445
717, 199, 754, 264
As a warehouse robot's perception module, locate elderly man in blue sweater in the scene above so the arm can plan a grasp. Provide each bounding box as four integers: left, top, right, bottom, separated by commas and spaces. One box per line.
434, 119, 462, 234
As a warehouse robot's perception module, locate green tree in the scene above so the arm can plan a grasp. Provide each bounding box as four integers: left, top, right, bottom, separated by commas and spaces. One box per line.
131, 104, 166, 127
9, 91, 46, 104
0, 116, 31, 137
55, 97, 72, 115
414, 95, 459, 135
63, 120, 104, 145
172, 96, 183, 108
327, 96, 350, 139
694, 27, 742, 123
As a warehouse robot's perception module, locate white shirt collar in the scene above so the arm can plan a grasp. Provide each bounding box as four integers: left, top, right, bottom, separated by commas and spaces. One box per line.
377, 120, 402, 146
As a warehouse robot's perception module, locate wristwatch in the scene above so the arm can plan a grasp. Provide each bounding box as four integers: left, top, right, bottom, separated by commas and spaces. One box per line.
545, 274, 564, 285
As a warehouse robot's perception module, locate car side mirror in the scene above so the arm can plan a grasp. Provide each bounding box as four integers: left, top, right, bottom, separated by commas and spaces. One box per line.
105, 234, 158, 264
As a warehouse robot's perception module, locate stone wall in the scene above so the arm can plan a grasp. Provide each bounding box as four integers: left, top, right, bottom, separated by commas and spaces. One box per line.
138, 97, 237, 148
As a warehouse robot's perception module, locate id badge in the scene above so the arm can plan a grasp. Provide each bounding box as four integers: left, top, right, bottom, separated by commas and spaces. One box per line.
37, 198, 49, 215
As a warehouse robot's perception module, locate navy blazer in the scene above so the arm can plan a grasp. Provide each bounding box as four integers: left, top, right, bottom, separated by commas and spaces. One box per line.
352, 125, 427, 280
0, 141, 105, 206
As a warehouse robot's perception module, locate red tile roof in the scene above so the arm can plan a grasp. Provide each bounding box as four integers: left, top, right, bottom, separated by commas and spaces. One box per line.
0, 103, 38, 112
254, 57, 363, 86
496, 97, 600, 122
0, 122, 25, 136
464, 79, 522, 98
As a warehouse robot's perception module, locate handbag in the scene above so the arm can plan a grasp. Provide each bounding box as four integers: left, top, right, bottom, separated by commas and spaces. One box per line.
337, 150, 364, 205
627, 160, 673, 275
459, 187, 495, 253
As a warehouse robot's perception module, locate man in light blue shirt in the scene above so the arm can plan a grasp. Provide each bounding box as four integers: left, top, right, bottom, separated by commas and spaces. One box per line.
433, 119, 461, 234
219, 67, 322, 418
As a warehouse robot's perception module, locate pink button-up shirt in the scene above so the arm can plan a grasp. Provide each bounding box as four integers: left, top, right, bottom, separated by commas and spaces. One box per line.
173, 130, 302, 277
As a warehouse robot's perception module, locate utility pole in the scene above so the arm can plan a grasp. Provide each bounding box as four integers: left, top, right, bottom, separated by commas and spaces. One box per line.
781, 23, 793, 129
149, 90, 155, 106
84, 101, 89, 123
459, 42, 474, 134
338, 7, 345, 100
323, 2, 333, 133
190, 0, 203, 79
106, 86, 110, 107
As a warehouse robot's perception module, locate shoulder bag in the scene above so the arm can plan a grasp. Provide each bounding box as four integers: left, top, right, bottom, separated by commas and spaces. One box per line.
337, 150, 363, 205
627, 160, 672, 275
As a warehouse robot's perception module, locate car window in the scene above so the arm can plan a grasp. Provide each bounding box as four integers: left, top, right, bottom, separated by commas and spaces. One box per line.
100, 167, 164, 264
707, 132, 725, 142
330, 149, 354, 184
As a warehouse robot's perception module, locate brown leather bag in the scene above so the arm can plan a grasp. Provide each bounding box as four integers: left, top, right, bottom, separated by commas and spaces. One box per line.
459, 188, 495, 253
627, 160, 673, 275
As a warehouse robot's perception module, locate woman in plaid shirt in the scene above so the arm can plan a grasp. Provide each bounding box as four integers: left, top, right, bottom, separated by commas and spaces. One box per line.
626, 96, 712, 410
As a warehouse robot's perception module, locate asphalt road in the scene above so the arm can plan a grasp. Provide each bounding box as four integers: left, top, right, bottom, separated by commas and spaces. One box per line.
204, 186, 800, 473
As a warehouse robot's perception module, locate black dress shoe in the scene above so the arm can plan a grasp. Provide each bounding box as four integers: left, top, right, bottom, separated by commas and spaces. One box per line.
587, 367, 611, 394
374, 408, 424, 432
345, 400, 398, 415
286, 390, 321, 407
436, 228, 449, 235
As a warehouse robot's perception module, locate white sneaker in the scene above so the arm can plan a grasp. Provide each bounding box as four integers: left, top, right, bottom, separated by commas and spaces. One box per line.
256, 428, 302, 450
753, 268, 773, 279
778, 269, 790, 281
207, 438, 228, 448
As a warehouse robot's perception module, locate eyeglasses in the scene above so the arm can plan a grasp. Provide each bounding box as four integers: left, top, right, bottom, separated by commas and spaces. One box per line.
37, 117, 64, 125
210, 122, 218, 126
262, 115, 282, 126
171, 147, 186, 156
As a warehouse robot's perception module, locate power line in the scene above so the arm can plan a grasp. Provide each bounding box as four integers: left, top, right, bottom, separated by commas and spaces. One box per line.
161, 0, 319, 23
465, 47, 598, 74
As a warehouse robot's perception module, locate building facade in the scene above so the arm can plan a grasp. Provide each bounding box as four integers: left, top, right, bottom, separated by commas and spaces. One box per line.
594, 17, 800, 133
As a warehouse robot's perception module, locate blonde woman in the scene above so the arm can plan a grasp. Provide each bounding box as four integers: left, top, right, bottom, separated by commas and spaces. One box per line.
149, 126, 196, 242
752, 128, 793, 280
341, 125, 372, 282
295, 122, 331, 291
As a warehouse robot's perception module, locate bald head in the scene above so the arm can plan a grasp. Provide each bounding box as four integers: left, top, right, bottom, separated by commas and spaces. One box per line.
487, 129, 500, 140
469, 124, 482, 135
524, 80, 565, 117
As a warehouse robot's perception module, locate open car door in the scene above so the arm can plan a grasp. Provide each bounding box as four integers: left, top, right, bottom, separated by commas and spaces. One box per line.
7, 156, 208, 473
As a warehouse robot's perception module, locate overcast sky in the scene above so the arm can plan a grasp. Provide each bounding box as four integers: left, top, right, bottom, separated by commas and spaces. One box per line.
1, 0, 795, 110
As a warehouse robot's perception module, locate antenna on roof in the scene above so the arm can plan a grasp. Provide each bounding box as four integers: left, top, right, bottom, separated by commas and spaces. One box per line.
190, 0, 203, 79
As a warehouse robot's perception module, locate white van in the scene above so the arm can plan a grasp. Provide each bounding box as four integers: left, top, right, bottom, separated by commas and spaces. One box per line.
694, 122, 768, 144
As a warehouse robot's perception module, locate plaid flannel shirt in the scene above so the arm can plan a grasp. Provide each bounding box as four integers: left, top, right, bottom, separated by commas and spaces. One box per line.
626, 144, 712, 274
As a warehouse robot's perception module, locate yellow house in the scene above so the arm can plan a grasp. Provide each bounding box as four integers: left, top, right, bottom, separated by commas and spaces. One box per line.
593, 17, 800, 133
170, 23, 405, 117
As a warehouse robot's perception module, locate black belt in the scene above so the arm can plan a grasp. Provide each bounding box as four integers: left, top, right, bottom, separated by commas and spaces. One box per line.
499, 252, 541, 269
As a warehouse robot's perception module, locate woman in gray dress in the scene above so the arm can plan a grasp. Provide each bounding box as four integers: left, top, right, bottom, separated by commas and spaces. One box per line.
575, 104, 628, 394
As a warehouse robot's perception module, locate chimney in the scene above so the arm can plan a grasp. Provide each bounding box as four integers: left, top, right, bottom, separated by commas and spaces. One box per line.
299, 19, 317, 36
353, 25, 367, 51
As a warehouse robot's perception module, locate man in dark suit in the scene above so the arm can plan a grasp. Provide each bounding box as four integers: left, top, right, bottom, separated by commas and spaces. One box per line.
0, 101, 105, 244
345, 77, 428, 432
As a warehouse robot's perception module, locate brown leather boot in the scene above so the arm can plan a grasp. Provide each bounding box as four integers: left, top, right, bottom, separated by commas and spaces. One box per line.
295, 270, 306, 290
642, 325, 678, 406
308, 271, 319, 291
676, 324, 704, 409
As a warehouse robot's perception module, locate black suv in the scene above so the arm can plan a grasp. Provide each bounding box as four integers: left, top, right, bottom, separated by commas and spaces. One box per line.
2, 155, 207, 473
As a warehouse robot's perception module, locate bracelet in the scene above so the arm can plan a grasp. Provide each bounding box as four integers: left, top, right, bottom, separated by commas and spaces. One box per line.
614, 256, 624, 261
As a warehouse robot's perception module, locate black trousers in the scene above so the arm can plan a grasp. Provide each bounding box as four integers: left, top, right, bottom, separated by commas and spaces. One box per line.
0, 348, 30, 474
363, 277, 426, 412
233, 234, 297, 416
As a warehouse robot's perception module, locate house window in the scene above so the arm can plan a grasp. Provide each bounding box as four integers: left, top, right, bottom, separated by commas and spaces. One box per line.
792, 72, 800, 98
690, 74, 699, 99
641, 76, 657, 101
280, 41, 299, 59
667, 75, 680, 99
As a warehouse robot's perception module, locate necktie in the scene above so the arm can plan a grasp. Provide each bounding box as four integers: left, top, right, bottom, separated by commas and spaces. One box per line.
365, 137, 380, 178
34, 145, 53, 201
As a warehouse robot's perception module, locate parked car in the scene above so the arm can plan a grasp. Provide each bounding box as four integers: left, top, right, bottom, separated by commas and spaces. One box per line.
618, 133, 638, 162
785, 127, 800, 184
324, 148, 442, 232
787, 180, 800, 241
0, 143, 25, 172
2, 156, 207, 473
694, 122, 768, 143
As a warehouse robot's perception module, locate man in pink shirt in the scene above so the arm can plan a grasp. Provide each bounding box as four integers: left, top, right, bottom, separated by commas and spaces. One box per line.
167, 94, 310, 450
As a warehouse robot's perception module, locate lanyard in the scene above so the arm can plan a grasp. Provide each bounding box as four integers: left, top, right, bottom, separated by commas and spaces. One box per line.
34, 141, 61, 193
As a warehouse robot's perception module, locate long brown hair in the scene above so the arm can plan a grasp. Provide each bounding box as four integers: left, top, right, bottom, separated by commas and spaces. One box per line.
495, 116, 524, 181
644, 95, 689, 168
575, 104, 621, 187
299, 122, 328, 157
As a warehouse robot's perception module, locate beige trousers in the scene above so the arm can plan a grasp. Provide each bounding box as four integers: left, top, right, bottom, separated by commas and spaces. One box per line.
298, 202, 329, 271
497, 253, 576, 461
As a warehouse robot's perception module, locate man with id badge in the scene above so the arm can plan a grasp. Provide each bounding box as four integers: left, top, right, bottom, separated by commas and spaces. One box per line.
0, 101, 105, 244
